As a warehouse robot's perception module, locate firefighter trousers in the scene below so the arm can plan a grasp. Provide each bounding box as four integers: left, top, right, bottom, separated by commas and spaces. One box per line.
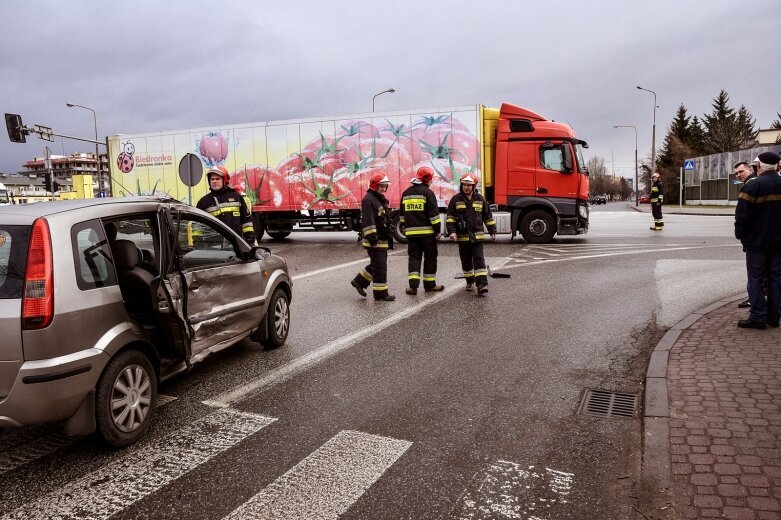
407, 235, 439, 289
458, 242, 487, 287
352, 249, 390, 299
651, 203, 664, 229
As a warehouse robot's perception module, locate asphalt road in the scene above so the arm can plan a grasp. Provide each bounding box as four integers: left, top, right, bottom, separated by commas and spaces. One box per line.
0, 202, 745, 519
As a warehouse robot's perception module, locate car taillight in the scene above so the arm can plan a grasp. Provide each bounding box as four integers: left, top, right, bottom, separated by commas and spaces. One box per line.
22, 218, 54, 329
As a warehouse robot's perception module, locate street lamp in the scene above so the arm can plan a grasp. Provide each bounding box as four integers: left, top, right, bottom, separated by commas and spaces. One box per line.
372, 88, 395, 112
614, 125, 639, 206
636, 85, 657, 176
66, 103, 101, 194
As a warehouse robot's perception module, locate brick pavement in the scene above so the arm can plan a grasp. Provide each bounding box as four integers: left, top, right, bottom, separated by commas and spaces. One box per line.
665, 299, 781, 519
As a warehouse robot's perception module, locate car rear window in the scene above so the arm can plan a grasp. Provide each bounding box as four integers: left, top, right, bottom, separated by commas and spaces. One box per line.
0, 225, 31, 299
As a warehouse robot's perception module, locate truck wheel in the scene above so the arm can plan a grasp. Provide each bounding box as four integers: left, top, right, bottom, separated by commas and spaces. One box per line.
268, 231, 291, 240
519, 210, 556, 244
261, 287, 290, 349
95, 349, 157, 447
390, 212, 407, 244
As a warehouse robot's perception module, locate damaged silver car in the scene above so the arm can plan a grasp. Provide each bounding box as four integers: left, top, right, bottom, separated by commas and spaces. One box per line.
0, 197, 291, 446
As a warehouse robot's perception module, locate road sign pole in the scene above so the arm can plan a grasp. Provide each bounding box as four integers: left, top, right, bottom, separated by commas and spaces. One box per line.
679, 166, 683, 212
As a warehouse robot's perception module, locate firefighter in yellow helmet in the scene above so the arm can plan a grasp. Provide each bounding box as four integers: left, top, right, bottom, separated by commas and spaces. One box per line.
196, 166, 256, 243
351, 172, 395, 301
446, 173, 496, 293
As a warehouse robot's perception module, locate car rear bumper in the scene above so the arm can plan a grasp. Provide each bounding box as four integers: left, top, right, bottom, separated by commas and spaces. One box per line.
0, 348, 110, 428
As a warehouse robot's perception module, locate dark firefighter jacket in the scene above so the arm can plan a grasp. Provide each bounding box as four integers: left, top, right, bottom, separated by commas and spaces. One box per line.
650, 180, 664, 204
735, 171, 781, 251
399, 182, 441, 237
361, 189, 391, 249
196, 186, 256, 243
446, 191, 497, 242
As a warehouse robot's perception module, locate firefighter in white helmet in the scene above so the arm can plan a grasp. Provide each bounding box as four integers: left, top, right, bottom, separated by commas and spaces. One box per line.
196, 166, 256, 243
446, 173, 496, 294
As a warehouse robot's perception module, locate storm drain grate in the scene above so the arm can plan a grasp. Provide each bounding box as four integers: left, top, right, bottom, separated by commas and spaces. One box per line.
580, 389, 637, 418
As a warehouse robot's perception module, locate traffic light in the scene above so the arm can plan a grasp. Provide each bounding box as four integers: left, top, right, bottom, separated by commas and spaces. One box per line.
44, 174, 52, 193
5, 113, 26, 143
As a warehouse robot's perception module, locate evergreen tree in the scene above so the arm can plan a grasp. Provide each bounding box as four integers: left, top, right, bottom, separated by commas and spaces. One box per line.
702, 90, 738, 153
735, 105, 758, 148
772, 110, 781, 130
658, 104, 692, 169
689, 116, 707, 155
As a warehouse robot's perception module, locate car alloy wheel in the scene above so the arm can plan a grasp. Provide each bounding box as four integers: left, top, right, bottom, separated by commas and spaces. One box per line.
111, 364, 153, 433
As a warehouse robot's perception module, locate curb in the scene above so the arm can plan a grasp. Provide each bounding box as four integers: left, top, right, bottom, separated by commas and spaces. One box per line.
625, 203, 735, 216
639, 292, 747, 506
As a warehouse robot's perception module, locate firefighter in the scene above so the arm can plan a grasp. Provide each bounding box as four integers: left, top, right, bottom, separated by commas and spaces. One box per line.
649, 172, 664, 231
446, 173, 496, 294
351, 173, 396, 301
196, 166, 256, 243
400, 166, 443, 295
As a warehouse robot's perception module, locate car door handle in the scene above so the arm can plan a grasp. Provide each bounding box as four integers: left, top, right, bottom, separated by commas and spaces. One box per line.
190, 283, 200, 291
536, 187, 548, 194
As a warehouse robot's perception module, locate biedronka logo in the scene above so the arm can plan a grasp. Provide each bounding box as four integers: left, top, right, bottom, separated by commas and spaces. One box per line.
117, 141, 135, 174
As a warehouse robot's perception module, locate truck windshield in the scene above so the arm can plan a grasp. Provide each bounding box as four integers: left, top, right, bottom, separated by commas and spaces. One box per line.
574, 144, 588, 173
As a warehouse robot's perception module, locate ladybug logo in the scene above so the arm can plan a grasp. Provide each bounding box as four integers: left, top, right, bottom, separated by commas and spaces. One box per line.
117, 141, 135, 173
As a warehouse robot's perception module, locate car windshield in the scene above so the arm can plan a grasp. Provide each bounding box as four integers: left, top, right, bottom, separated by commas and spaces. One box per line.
575, 143, 588, 173
0, 190, 9, 204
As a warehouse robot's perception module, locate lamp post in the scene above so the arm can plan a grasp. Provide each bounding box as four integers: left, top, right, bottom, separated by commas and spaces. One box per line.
372, 88, 395, 112
614, 125, 639, 206
66, 103, 101, 195
636, 86, 657, 177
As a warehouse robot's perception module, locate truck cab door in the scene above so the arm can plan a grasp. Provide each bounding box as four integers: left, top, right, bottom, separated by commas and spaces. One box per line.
536, 142, 578, 199
505, 140, 536, 197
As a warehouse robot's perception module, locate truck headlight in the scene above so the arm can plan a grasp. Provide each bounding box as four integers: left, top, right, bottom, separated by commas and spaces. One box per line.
578, 204, 588, 218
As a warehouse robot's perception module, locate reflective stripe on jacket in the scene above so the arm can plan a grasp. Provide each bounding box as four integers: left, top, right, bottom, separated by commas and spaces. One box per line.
361, 189, 391, 249
446, 191, 497, 242
399, 183, 440, 237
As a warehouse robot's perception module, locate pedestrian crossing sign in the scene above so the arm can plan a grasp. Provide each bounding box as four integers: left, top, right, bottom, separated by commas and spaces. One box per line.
684, 160, 695, 170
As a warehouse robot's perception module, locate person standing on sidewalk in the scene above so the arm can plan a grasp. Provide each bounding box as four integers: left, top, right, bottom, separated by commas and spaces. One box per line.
446, 174, 496, 294
350, 173, 396, 302
649, 172, 664, 231
400, 166, 444, 295
734, 151, 781, 329
734, 161, 758, 308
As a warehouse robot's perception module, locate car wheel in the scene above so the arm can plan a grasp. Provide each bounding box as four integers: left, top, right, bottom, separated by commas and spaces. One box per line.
519, 210, 556, 244
95, 349, 157, 448
268, 231, 291, 240
261, 288, 290, 349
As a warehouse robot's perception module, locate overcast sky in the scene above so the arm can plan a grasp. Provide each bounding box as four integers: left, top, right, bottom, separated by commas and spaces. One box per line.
1, 0, 778, 180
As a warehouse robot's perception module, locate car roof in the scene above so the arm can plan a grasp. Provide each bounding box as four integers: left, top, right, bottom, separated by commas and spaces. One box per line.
0, 196, 181, 218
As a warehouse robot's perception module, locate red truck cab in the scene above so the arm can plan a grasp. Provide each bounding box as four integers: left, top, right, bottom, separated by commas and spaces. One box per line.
485, 103, 590, 243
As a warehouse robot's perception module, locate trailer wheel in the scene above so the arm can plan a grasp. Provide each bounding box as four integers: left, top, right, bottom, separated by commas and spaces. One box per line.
268, 231, 291, 240
519, 210, 556, 244
390, 212, 407, 244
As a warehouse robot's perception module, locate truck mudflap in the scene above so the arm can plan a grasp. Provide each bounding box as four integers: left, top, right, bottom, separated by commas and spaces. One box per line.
557, 216, 589, 236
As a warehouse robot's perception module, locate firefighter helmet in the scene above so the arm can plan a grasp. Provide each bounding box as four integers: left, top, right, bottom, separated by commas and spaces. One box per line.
369, 173, 391, 190
207, 166, 230, 185
414, 166, 434, 185
651, 172, 660, 179
460, 173, 478, 185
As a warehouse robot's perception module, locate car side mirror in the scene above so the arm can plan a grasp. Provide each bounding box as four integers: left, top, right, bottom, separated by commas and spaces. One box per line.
248, 246, 271, 261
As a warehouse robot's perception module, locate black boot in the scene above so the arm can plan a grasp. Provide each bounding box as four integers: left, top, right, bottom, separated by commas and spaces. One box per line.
350, 279, 367, 297
376, 294, 396, 301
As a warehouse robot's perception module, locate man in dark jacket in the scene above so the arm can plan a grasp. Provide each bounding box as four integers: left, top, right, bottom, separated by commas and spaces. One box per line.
351, 173, 395, 301
734, 161, 758, 308
649, 172, 664, 231
196, 166, 256, 243
446, 173, 497, 294
734, 151, 781, 329
400, 166, 443, 295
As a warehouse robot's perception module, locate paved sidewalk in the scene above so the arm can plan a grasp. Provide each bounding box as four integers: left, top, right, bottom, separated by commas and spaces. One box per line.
641, 295, 781, 520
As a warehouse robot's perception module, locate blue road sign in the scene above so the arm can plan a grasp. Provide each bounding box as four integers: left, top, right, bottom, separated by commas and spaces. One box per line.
684, 160, 695, 170
98, 191, 106, 198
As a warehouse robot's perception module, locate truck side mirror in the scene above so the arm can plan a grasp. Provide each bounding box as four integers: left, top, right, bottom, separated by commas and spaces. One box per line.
561, 144, 573, 173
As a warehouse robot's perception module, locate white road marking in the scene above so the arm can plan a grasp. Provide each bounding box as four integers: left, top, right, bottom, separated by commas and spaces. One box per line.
1, 409, 276, 520
0, 394, 177, 476
451, 460, 574, 520
292, 250, 405, 281
224, 430, 411, 520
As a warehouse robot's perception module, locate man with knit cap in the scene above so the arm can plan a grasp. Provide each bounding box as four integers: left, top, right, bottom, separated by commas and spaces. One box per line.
734, 151, 781, 329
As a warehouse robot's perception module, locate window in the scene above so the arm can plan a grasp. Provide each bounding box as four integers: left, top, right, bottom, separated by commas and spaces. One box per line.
0, 225, 31, 299
540, 146, 565, 172
105, 216, 160, 275
172, 213, 240, 269
71, 220, 116, 290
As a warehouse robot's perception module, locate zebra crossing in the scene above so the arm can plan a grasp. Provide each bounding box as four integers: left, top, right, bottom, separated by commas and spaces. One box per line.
0, 408, 576, 520
506, 242, 696, 263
